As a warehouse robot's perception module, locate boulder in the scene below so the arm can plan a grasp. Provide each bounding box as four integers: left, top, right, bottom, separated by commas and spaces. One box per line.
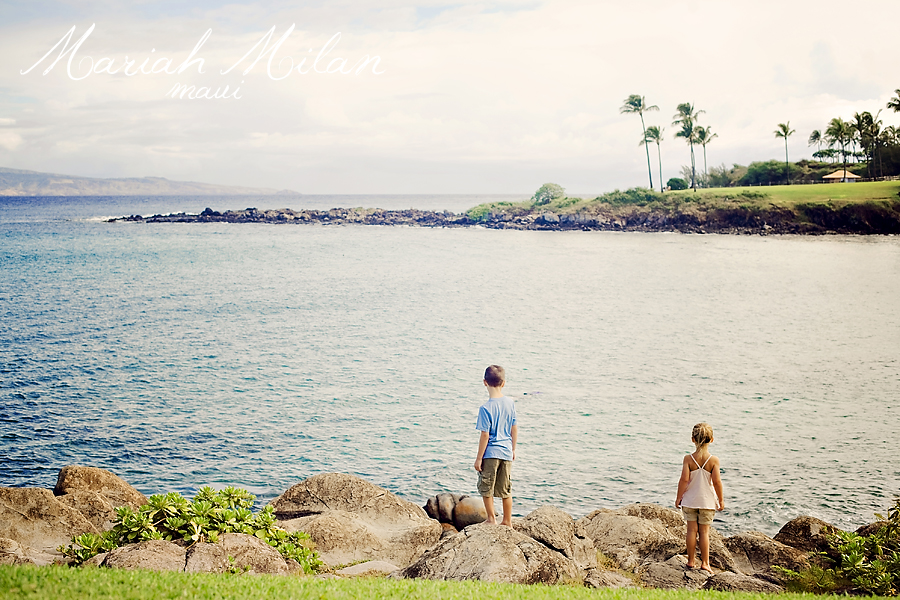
0, 487, 98, 555
184, 542, 229, 574
336, 560, 400, 576
856, 521, 888, 537
57, 491, 117, 532
218, 533, 290, 575
638, 554, 711, 590
583, 569, 638, 589
399, 523, 581, 584
702, 571, 784, 593
514, 506, 576, 558
423, 493, 465, 524
82, 552, 108, 567
576, 504, 736, 572
271, 473, 441, 568
54, 466, 147, 510
452, 497, 489, 529
725, 531, 809, 575
103, 539, 186, 572
774, 515, 838, 553
0, 538, 36, 566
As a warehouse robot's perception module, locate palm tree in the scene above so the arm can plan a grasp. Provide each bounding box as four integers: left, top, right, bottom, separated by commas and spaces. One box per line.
695, 125, 718, 186
825, 118, 853, 180
673, 102, 704, 190
888, 89, 900, 113
641, 125, 664, 193
620, 95, 659, 189
808, 129, 822, 155
774, 122, 795, 184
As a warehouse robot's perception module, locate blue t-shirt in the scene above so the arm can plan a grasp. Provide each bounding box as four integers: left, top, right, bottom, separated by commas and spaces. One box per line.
475, 396, 517, 461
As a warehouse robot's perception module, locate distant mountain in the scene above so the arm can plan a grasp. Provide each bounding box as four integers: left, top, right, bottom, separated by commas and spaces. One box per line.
0, 167, 298, 196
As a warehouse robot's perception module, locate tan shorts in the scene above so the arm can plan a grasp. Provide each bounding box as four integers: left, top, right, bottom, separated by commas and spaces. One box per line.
477, 458, 512, 498
682, 507, 715, 525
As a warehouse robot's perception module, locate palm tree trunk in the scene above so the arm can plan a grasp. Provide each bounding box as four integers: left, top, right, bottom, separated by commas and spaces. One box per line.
689, 142, 697, 191
640, 113, 653, 190
703, 145, 708, 187
656, 140, 663, 193
784, 139, 790, 185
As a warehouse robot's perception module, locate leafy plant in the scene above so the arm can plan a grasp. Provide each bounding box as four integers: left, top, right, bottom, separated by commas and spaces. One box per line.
532, 183, 565, 205
59, 487, 322, 574
775, 496, 900, 596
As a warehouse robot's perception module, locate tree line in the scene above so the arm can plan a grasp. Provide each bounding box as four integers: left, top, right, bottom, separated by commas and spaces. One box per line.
622, 89, 900, 189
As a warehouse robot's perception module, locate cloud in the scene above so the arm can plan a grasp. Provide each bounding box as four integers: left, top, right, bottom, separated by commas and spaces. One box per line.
0, 0, 899, 192
0, 131, 23, 150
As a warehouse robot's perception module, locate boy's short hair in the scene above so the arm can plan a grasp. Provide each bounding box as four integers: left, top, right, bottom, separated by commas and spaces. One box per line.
484, 365, 505, 387
692, 422, 714, 446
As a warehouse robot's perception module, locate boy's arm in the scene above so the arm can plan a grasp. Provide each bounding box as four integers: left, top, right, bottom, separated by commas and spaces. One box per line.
474, 430, 489, 472
711, 458, 724, 510
675, 457, 691, 508
511, 424, 518, 461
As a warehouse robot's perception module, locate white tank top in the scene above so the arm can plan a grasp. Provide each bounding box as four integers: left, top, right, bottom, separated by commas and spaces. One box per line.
681, 454, 718, 510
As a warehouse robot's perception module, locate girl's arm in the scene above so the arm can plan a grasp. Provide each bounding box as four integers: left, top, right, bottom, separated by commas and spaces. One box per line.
675, 457, 691, 508
711, 458, 724, 510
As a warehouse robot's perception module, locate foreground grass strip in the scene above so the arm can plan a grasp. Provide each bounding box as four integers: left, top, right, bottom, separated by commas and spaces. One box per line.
0, 565, 864, 600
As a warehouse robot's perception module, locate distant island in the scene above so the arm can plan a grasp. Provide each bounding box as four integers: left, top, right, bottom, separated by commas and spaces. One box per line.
0, 167, 297, 197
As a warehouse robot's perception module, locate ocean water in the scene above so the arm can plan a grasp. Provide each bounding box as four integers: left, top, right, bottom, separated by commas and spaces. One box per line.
1, 196, 898, 536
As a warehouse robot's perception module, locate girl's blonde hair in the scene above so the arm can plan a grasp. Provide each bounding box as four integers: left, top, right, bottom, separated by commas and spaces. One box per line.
692, 422, 714, 447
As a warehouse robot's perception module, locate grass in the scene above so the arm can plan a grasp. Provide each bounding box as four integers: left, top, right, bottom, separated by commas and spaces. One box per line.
465, 181, 900, 221
0, 564, 878, 600
667, 180, 900, 208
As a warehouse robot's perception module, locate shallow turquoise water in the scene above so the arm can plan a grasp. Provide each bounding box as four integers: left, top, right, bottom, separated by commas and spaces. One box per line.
1, 196, 898, 535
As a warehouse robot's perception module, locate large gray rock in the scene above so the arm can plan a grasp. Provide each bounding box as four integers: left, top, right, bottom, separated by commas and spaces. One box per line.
57, 491, 117, 532
219, 533, 290, 575
184, 542, 229, 574
271, 473, 441, 568
399, 523, 581, 584
725, 531, 809, 575
0, 538, 36, 566
0, 487, 98, 555
583, 569, 638, 588
702, 571, 785, 592
54, 466, 147, 510
337, 560, 400, 576
514, 506, 575, 557
423, 493, 465, 524
774, 515, 838, 553
103, 539, 186, 572
638, 554, 711, 590
576, 504, 736, 572
452, 496, 489, 529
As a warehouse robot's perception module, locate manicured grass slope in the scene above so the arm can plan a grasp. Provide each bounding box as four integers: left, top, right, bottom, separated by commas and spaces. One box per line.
667, 181, 900, 207
0, 565, 854, 600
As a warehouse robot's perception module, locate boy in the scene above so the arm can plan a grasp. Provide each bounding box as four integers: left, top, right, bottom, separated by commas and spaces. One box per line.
473, 364, 517, 526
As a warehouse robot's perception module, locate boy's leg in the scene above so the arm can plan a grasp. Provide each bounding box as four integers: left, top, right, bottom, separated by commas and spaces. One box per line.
482, 496, 497, 525
685, 520, 698, 567
698, 523, 712, 573
501, 497, 513, 527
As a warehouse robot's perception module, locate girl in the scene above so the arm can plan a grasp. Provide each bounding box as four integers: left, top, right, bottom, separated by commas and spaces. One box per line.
675, 422, 724, 573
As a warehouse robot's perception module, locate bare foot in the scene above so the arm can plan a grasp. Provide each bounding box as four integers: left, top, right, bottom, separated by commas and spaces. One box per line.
483, 519, 497, 525
700, 564, 714, 574
500, 521, 512, 527
685, 562, 697, 569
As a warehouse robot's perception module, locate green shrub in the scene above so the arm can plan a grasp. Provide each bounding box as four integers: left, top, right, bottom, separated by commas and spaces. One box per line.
58, 487, 322, 574
667, 177, 689, 190
775, 496, 900, 595
532, 183, 565, 205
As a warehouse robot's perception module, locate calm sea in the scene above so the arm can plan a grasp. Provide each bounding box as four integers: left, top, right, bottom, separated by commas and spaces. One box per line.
1, 195, 898, 536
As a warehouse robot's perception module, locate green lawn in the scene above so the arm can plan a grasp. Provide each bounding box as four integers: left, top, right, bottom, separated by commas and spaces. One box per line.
0, 564, 859, 600
668, 180, 900, 207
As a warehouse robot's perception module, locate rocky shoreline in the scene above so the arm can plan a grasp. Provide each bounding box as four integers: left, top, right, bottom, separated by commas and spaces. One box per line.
105, 202, 900, 234
0, 466, 867, 592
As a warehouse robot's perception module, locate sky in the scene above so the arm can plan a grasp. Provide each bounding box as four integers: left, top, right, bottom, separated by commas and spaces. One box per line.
1, 0, 899, 194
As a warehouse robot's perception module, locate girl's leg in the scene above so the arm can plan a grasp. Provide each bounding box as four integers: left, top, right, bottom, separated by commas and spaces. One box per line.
685, 520, 698, 567
698, 523, 713, 573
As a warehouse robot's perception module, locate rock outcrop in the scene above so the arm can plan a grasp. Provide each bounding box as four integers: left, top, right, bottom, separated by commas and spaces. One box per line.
270, 473, 441, 568
702, 571, 785, 593
103, 540, 187, 572
218, 533, 291, 575
725, 531, 810, 575
57, 491, 117, 532
774, 515, 838, 553
638, 554, 712, 589
398, 523, 581, 584
514, 505, 597, 570
54, 466, 148, 510
0, 487, 98, 559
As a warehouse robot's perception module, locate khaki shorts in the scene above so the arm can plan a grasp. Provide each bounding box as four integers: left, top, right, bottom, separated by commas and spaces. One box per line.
682, 507, 715, 525
477, 458, 512, 498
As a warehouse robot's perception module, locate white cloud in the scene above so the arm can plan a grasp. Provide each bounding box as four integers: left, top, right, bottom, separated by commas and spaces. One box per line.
0, 131, 23, 150
0, 0, 899, 192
